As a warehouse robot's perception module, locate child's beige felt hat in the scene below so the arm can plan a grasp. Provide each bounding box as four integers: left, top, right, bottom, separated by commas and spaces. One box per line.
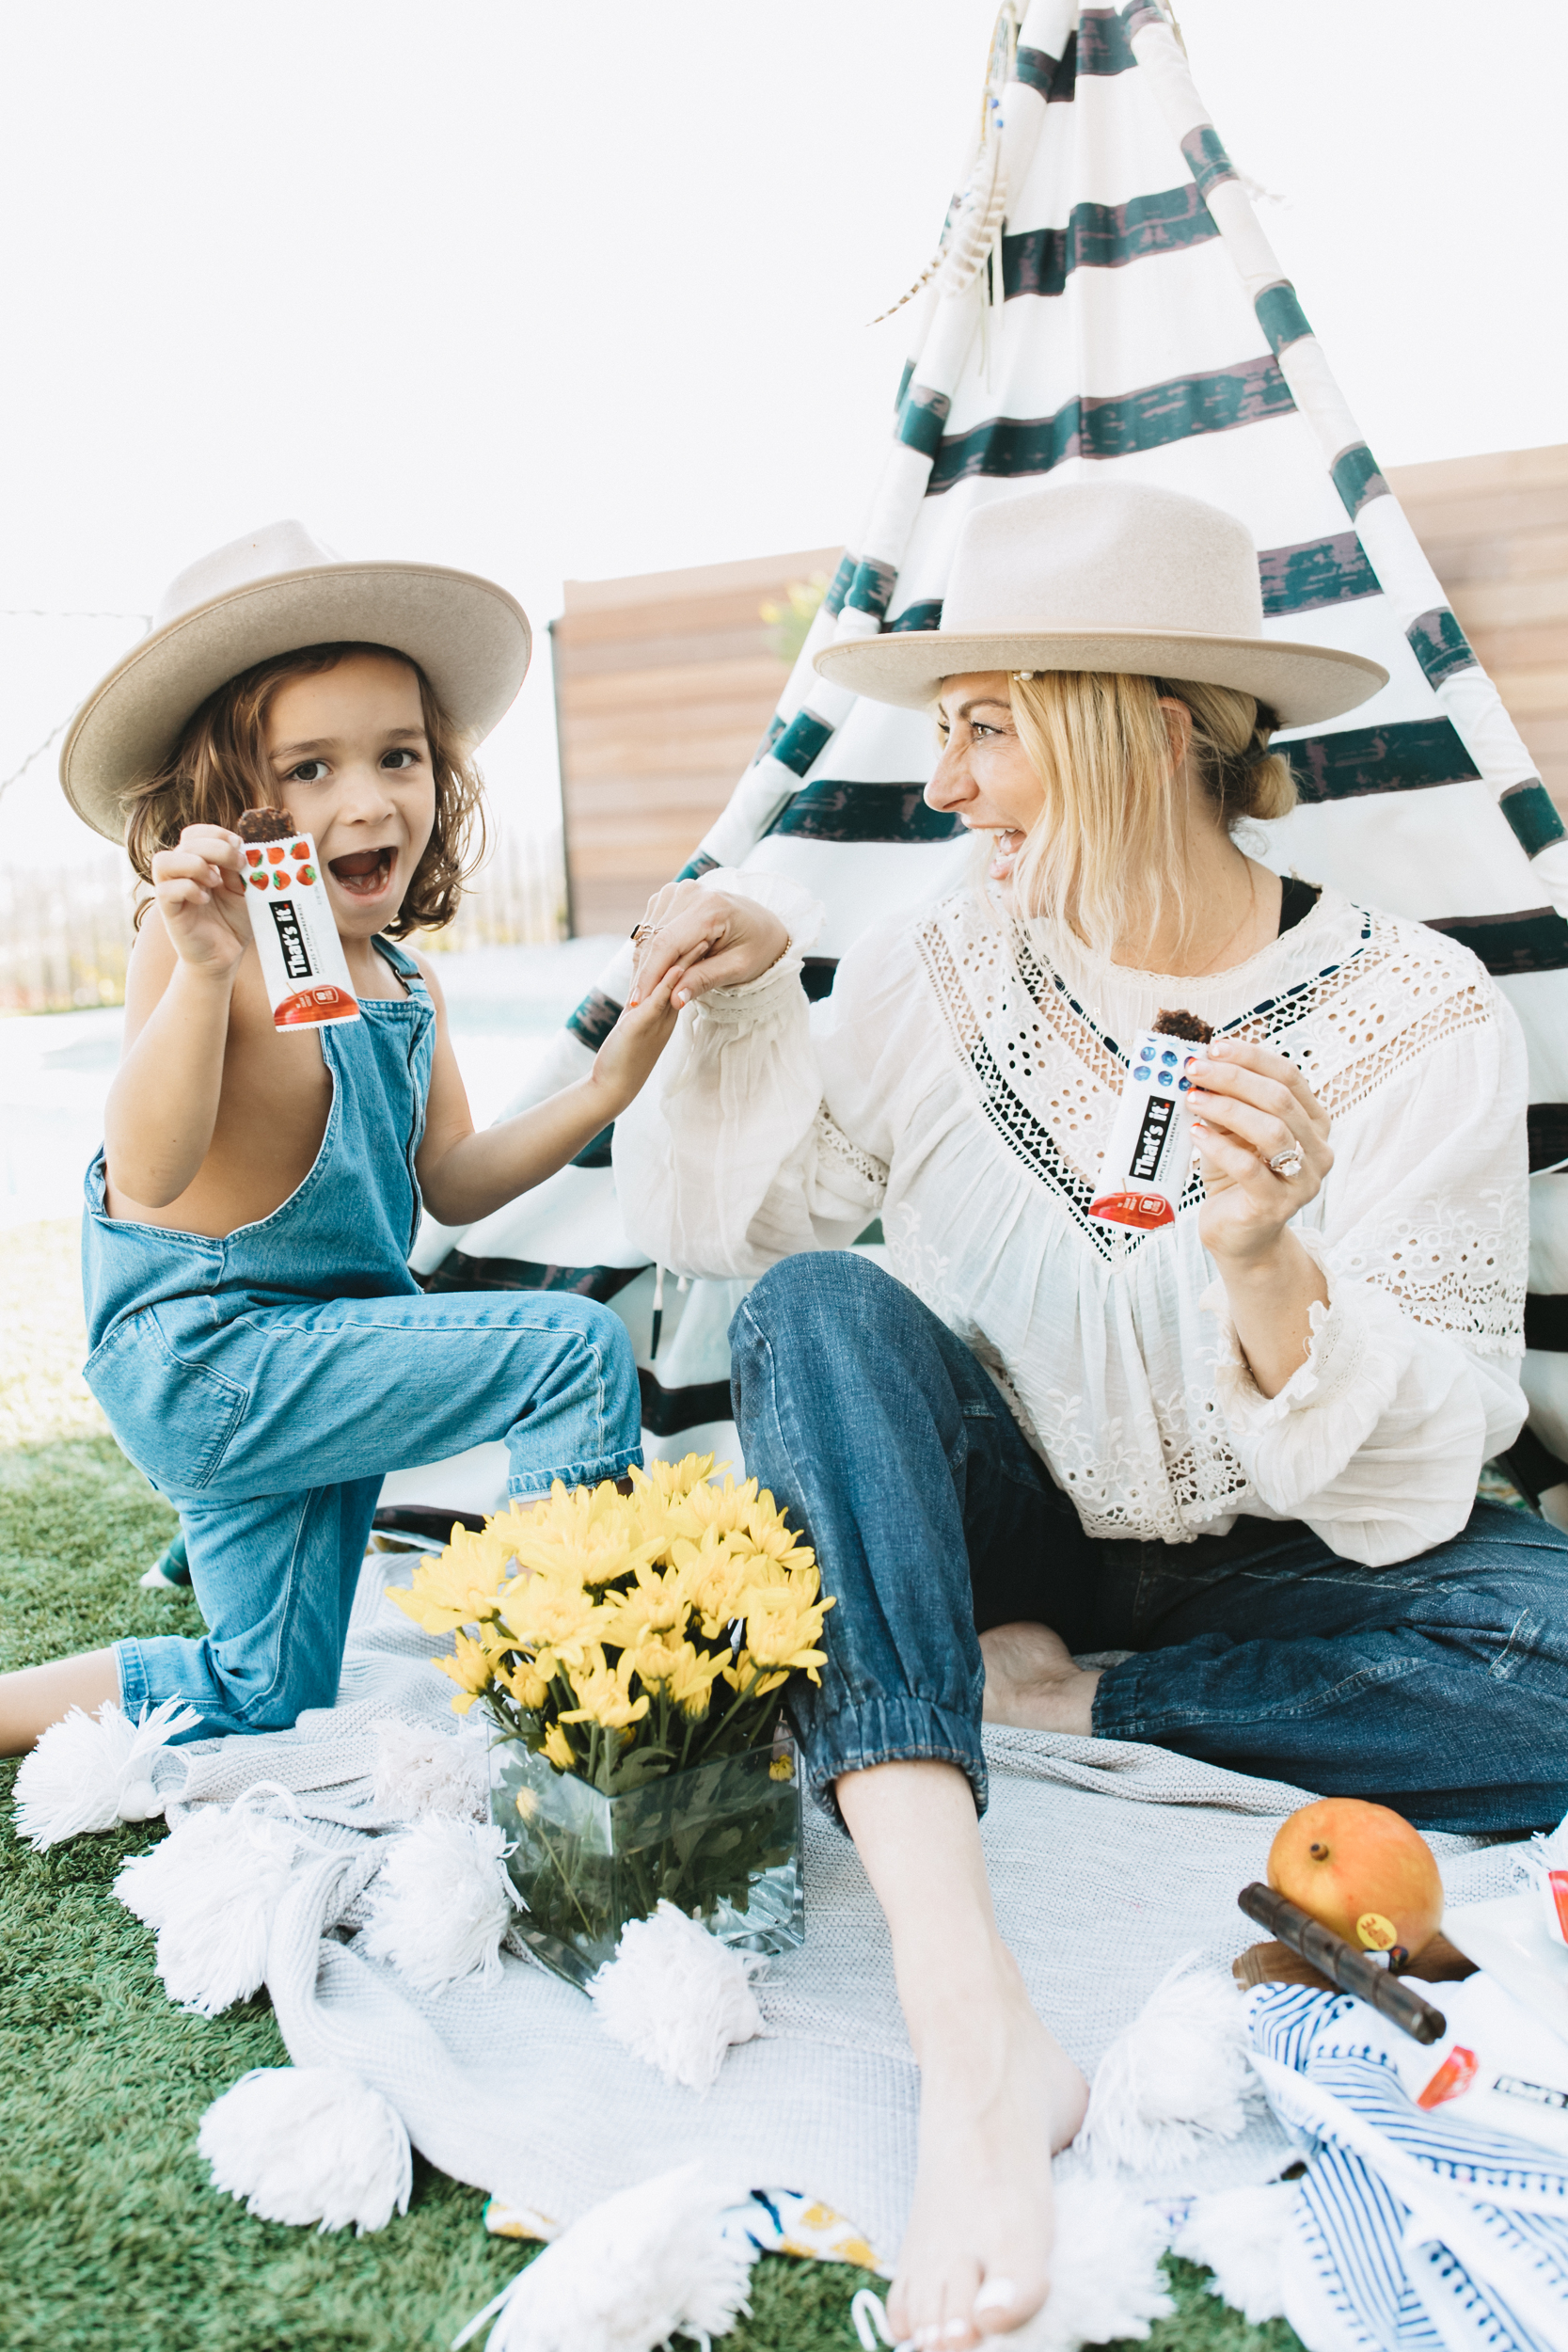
60, 519, 532, 841
814, 480, 1386, 724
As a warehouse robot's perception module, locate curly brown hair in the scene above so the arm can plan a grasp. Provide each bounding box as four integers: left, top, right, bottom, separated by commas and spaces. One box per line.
122, 642, 487, 936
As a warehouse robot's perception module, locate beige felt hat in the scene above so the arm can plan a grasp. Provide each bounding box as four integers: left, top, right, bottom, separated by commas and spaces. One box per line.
814, 480, 1386, 724
60, 518, 532, 841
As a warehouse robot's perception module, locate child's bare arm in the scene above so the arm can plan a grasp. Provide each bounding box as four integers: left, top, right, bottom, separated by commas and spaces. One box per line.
104, 826, 251, 1209
413, 956, 681, 1226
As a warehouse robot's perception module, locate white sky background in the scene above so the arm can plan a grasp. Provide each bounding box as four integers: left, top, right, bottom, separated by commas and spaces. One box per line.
2, 0, 1564, 874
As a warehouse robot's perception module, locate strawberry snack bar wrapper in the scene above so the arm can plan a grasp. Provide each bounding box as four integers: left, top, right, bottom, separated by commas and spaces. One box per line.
238, 819, 360, 1032
1088, 1010, 1212, 1232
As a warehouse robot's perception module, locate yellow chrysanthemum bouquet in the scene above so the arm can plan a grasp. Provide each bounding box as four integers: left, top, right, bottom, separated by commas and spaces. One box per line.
390, 1454, 833, 1984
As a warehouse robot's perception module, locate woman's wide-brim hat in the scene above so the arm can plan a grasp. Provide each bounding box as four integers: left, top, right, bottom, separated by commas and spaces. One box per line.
60, 518, 532, 841
813, 480, 1386, 726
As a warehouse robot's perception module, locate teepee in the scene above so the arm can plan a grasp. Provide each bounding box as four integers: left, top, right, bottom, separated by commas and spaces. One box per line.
398, 0, 1568, 1514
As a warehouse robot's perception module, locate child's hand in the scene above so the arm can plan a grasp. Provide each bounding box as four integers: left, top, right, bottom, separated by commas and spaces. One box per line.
591, 974, 680, 1111
151, 825, 252, 977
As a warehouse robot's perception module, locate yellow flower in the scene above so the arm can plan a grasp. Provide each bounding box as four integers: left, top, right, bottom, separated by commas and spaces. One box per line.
388, 1522, 512, 1634
768, 1756, 794, 1782
661, 1472, 764, 1545
515, 1788, 539, 1821
499, 1655, 550, 1710
540, 1722, 576, 1772
634, 1636, 728, 1720
744, 1589, 832, 1684
497, 1569, 605, 1664
721, 1646, 790, 1699
560, 1648, 651, 1733
499, 1480, 666, 1588
668, 1532, 751, 1639
595, 1557, 701, 1652
435, 1627, 496, 1714
628, 1453, 718, 1500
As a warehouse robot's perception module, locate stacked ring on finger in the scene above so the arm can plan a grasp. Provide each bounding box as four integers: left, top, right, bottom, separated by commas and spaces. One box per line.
1267, 1142, 1306, 1179
629, 922, 655, 945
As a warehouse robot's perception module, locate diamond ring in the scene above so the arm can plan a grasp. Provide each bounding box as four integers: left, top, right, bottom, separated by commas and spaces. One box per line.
1267, 1142, 1305, 1179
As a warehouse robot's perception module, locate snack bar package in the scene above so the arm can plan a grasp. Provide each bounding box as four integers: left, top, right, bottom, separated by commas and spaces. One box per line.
236, 806, 359, 1032
1088, 1009, 1212, 1232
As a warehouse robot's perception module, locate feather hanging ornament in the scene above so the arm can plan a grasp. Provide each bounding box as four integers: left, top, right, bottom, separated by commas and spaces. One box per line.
872, 1, 1020, 323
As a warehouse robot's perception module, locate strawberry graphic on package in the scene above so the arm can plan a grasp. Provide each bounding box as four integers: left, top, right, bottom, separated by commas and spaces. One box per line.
235, 805, 360, 1032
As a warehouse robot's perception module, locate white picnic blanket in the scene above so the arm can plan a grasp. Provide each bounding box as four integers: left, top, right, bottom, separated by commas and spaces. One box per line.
140, 1547, 1519, 2261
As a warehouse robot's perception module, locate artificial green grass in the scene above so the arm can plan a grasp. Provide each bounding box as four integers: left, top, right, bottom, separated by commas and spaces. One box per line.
0, 1434, 1302, 2350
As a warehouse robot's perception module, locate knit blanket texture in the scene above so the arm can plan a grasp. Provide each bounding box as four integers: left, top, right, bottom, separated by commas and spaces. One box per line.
138, 1548, 1517, 2258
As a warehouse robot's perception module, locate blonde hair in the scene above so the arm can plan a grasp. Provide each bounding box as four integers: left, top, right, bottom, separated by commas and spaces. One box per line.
1003, 670, 1294, 956
122, 642, 487, 937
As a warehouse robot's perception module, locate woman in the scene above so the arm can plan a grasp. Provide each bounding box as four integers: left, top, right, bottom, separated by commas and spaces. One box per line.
614, 481, 1568, 2347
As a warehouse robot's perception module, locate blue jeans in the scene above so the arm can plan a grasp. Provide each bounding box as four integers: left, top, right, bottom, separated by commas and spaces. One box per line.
731, 1252, 1568, 1837
92, 1287, 641, 1739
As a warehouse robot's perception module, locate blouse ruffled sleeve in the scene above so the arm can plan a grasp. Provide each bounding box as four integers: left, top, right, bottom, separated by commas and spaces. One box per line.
1202, 990, 1530, 1565
612, 869, 893, 1278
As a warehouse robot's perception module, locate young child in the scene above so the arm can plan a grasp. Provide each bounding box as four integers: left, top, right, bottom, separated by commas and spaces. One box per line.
1, 521, 683, 1759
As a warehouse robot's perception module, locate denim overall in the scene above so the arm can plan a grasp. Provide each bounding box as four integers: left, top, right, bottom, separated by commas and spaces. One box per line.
83, 937, 641, 1739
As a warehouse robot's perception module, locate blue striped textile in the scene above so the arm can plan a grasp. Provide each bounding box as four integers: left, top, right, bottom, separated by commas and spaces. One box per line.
1249, 1985, 1568, 2351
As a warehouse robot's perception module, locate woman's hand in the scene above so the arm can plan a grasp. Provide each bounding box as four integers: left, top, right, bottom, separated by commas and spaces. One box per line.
626, 882, 789, 1010
150, 825, 252, 979
1191, 1041, 1333, 1398
1190, 1041, 1333, 1267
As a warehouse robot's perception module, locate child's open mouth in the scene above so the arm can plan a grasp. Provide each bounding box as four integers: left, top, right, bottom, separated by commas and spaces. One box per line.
328, 847, 397, 899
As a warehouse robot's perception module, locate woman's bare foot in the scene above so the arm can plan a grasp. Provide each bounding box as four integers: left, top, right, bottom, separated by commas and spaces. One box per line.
980, 1621, 1100, 1734
890, 1947, 1087, 2346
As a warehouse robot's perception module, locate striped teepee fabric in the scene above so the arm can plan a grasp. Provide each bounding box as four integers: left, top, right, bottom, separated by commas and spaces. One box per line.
411, 0, 1568, 1481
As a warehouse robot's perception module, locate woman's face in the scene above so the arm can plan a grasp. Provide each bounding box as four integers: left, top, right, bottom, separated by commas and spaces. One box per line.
926, 670, 1043, 883
261, 652, 437, 935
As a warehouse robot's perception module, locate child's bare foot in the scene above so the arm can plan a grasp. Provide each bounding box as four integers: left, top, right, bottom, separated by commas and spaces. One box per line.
980, 1621, 1100, 1735
888, 1951, 1086, 2347
0, 1649, 120, 1756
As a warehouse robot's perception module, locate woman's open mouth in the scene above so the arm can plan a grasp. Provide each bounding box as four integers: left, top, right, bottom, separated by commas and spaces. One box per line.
328, 847, 398, 899
989, 828, 1024, 882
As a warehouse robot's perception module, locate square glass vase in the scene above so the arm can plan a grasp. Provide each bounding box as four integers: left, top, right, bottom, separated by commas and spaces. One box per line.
489, 1727, 805, 1991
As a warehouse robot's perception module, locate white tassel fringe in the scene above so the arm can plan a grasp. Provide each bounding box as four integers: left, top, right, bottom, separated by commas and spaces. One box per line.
453, 2162, 752, 2352
359, 1816, 513, 1993
1078, 1962, 1261, 2174
588, 1902, 763, 2092
13, 1696, 200, 1850
115, 1797, 309, 2015
373, 1717, 487, 1820
1170, 2183, 1292, 2326
198, 2065, 412, 2235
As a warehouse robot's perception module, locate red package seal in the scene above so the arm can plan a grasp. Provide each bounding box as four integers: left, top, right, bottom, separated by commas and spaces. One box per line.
1417, 2046, 1479, 2109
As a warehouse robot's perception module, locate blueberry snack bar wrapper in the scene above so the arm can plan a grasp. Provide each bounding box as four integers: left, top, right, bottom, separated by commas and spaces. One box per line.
237, 808, 360, 1031
1088, 1010, 1212, 1232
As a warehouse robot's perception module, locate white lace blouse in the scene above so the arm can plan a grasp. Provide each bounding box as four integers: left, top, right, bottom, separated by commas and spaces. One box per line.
613, 873, 1529, 1565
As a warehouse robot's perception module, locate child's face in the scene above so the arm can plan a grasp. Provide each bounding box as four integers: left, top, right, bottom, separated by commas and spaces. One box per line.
262, 652, 437, 934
